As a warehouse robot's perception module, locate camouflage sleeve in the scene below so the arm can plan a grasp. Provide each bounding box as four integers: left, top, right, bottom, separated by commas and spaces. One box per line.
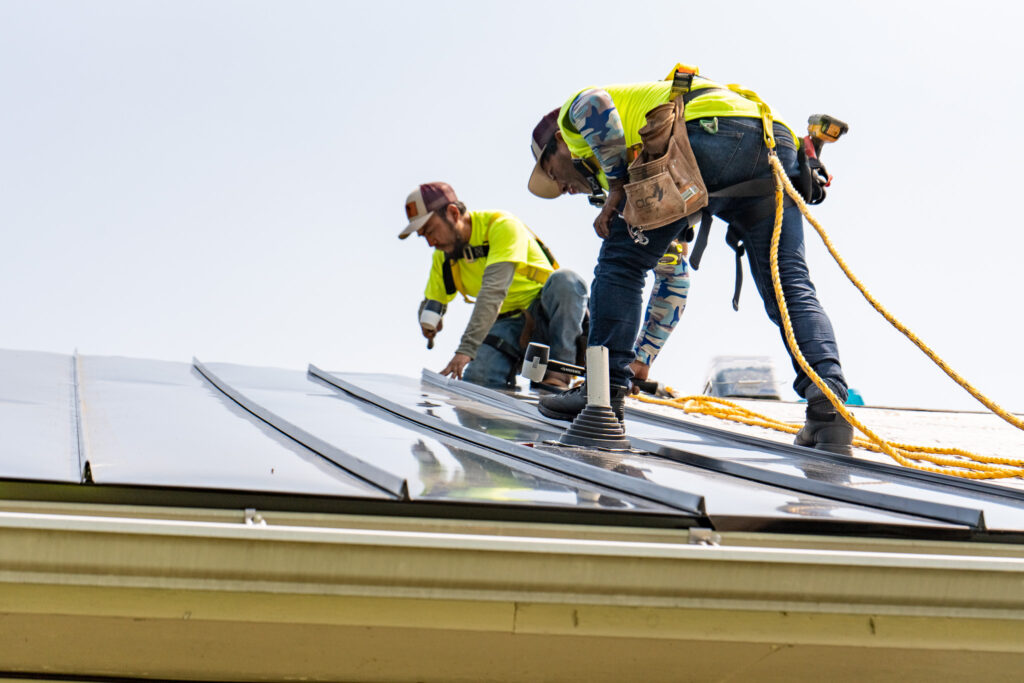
633, 257, 691, 366
567, 88, 628, 181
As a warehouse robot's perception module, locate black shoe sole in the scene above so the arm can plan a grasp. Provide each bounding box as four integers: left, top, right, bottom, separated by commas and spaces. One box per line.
815, 443, 854, 457
530, 381, 571, 395
538, 403, 627, 424
537, 403, 580, 422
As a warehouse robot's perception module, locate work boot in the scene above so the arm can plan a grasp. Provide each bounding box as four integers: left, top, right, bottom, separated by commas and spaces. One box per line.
794, 382, 854, 456
531, 370, 573, 393
538, 383, 628, 423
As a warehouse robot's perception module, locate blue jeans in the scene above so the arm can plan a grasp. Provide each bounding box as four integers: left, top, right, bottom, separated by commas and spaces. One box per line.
589, 116, 847, 399
463, 269, 588, 388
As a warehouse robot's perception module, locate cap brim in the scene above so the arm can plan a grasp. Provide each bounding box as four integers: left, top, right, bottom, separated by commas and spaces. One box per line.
528, 160, 562, 199
398, 212, 433, 239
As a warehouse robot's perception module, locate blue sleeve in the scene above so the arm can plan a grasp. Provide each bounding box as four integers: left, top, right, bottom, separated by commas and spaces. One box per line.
634, 259, 691, 366
567, 88, 628, 181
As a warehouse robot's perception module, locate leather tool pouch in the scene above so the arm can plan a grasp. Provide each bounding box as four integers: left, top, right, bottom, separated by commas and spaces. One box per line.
623, 99, 709, 230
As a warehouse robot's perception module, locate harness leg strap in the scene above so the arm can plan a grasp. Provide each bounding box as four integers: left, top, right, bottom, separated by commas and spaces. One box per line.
732, 246, 745, 311
724, 227, 746, 311
483, 333, 527, 387
689, 210, 714, 270
483, 334, 525, 362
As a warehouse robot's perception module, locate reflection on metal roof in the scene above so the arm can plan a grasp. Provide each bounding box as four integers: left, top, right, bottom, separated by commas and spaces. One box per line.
78, 355, 386, 498
2, 348, 1024, 538
0, 350, 80, 482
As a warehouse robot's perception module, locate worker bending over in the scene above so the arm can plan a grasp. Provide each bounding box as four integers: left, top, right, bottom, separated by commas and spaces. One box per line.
400, 182, 587, 390
527, 66, 853, 455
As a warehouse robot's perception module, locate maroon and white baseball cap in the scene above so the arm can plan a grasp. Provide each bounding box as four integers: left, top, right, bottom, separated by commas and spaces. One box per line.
399, 182, 460, 239
527, 109, 562, 199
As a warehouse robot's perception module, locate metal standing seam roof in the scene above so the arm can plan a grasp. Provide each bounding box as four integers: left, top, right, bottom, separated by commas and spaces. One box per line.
2, 347, 1024, 538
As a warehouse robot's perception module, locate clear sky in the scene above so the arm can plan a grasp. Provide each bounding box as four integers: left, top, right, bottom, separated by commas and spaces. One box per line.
1, 0, 1022, 412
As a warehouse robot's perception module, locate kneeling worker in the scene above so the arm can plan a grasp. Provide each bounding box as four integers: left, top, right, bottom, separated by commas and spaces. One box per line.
400, 182, 587, 389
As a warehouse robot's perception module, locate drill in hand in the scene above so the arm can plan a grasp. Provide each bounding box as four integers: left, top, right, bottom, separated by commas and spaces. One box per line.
801, 114, 849, 200
420, 300, 444, 350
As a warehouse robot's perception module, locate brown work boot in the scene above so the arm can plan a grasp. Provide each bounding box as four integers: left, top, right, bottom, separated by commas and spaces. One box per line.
540, 370, 573, 390
794, 382, 854, 456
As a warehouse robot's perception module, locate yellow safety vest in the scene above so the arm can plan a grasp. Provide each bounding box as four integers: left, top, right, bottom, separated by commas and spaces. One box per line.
424, 211, 559, 308
557, 67, 796, 190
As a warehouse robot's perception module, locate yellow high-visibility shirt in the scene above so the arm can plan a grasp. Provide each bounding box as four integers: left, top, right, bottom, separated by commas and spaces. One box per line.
423, 211, 555, 314
557, 78, 795, 190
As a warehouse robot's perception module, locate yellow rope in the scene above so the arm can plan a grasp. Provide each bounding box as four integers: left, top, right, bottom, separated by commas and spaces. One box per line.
630, 99, 1024, 478
631, 393, 1024, 478
766, 154, 1024, 479
770, 157, 1024, 433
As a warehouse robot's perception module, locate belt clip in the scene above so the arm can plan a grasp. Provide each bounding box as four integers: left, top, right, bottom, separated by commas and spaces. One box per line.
699, 117, 718, 135
627, 224, 650, 246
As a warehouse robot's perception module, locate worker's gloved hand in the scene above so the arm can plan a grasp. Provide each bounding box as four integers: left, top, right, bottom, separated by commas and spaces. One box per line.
593, 182, 626, 239
440, 353, 471, 380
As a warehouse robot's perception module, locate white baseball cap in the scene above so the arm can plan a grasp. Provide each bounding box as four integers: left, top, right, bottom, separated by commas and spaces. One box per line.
399, 182, 460, 239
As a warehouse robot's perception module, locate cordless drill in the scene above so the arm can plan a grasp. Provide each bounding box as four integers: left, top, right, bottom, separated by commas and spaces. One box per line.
805, 114, 849, 157
420, 300, 444, 350
802, 114, 849, 193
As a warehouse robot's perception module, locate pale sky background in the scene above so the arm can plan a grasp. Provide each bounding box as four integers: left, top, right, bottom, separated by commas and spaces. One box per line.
1, 0, 1022, 412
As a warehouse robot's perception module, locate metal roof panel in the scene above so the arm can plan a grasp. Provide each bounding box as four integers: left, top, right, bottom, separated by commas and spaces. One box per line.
0, 350, 80, 483
76, 355, 385, 498
201, 361, 673, 512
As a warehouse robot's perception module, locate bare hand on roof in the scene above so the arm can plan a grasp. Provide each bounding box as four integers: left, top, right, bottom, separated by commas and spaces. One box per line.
440, 353, 471, 380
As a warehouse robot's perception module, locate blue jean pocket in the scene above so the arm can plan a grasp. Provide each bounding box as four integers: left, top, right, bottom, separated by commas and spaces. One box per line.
687, 121, 744, 190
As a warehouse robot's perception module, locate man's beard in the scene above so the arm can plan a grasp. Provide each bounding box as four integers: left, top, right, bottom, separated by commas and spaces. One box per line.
439, 217, 467, 258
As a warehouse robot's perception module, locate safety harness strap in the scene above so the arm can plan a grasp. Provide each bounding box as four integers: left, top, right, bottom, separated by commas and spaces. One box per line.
462, 244, 491, 262
442, 257, 457, 297
670, 68, 696, 100
442, 232, 559, 298
689, 177, 781, 272
688, 174, 801, 275
682, 86, 725, 104
689, 211, 714, 270
710, 178, 775, 198
442, 245, 490, 298
725, 228, 745, 311
483, 333, 524, 362
533, 236, 558, 270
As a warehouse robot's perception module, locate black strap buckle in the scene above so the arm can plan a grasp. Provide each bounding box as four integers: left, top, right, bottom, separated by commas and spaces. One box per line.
671, 70, 695, 99
460, 244, 489, 263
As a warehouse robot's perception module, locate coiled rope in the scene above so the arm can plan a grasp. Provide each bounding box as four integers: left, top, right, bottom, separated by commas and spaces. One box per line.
632, 92, 1024, 479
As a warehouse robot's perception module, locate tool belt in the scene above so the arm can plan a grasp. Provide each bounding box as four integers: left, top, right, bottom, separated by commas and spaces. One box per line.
624, 64, 838, 311
496, 308, 525, 321
622, 96, 708, 231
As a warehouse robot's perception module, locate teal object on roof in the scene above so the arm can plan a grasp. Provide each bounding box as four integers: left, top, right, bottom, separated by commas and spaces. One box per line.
797, 387, 865, 405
